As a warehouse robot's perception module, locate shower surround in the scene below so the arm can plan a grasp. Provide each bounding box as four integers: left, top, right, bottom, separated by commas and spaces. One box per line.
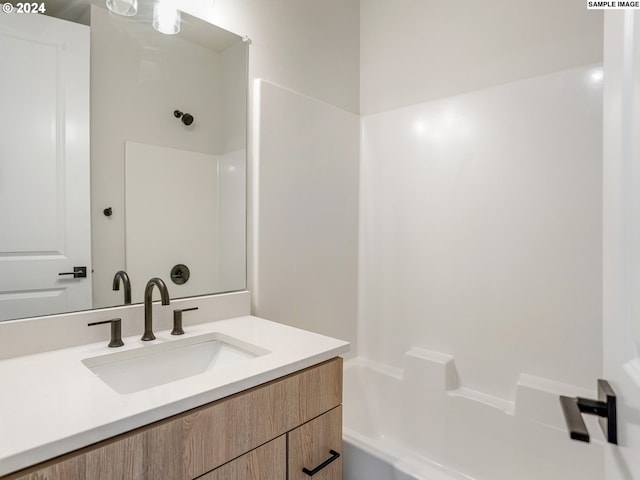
343, 352, 604, 480
352, 63, 603, 479
359, 64, 603, 400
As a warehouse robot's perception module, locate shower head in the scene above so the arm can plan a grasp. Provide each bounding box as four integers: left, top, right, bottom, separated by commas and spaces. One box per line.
174, 110, 194, 126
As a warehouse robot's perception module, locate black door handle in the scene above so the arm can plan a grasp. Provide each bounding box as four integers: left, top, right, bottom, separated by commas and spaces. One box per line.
559, 379, 617, 444
58, 266, 87, 278
302, 450, 340, 476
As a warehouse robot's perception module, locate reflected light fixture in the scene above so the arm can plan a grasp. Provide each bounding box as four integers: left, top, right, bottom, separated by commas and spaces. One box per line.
153, 0, 181, 35
106, 0, 137, 16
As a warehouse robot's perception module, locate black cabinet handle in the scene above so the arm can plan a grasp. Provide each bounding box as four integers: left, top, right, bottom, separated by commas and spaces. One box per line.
58, 266, 87, 278
302, 450, 340, 476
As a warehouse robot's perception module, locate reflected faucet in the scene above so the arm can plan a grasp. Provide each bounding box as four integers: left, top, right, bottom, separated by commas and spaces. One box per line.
112, 270, 132, 305
142, 277, 170, 341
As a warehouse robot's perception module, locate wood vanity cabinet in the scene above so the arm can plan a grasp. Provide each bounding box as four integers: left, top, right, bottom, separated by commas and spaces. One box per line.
5, 358, 343, 480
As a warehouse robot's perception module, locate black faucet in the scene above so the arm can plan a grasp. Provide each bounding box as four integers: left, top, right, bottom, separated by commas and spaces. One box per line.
142, 277, 170, 341
112, 270, 132, 305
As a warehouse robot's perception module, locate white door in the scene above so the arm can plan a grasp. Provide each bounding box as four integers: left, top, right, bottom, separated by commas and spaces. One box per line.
0, 13, 91, 321
603, 10, 640, 480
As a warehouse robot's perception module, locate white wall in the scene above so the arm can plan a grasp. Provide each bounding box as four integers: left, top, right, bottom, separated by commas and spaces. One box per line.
359, 1, 604, 399
361, 0, 603, 114
254, 80, 360, 350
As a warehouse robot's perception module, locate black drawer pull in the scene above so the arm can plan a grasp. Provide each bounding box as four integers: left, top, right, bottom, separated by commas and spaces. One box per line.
302, 449, 340, 476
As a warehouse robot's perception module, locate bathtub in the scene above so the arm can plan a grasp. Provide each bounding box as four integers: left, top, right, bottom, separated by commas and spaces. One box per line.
342, 350, 605, 480
343, 427, 470, 480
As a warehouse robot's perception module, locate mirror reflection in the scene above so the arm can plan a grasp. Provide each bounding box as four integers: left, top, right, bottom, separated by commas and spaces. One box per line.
0, 1, 247, 322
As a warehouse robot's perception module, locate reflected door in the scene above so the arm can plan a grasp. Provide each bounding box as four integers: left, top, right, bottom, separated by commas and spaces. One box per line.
0, 13, 91, 321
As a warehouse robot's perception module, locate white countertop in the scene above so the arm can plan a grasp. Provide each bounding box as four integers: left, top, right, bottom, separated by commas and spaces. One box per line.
0, 315, 349, 476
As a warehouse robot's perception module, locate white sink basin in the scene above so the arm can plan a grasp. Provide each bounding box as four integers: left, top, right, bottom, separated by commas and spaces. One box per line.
82, 333, 269, 394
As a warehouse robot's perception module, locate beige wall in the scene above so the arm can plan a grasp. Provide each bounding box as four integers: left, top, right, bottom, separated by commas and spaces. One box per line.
183, 0, 360, 115
360, 0, 603, 114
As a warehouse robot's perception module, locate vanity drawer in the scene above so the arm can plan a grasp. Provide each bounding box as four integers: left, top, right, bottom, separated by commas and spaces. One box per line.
288, 406, 343, 480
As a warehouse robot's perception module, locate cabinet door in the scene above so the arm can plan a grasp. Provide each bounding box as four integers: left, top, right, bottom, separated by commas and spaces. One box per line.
197, 435, 286, 480
7, 421, 183, 480
288, 406, 342, 480
84, 421, 184, 480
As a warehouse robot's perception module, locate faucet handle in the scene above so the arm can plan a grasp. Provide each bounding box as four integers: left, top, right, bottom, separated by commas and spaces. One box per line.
172, 307, 198, 335
88, 318, 125, 348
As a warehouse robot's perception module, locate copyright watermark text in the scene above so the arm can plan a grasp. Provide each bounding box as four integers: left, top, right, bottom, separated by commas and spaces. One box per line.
1, 3, 47, 14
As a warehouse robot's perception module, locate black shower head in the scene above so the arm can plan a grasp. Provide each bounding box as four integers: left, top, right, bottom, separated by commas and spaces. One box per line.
174, 110, 194, 126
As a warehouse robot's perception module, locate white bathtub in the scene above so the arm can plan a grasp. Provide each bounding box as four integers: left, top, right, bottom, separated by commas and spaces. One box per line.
343, 428, 469, 480
342, 351, 605, 480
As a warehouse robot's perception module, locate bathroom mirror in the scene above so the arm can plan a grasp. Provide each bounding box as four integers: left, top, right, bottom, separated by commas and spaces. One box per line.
0, 1, 247, 322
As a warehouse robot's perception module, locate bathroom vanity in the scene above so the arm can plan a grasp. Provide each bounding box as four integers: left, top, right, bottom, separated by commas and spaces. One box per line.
0, 314, 348, 480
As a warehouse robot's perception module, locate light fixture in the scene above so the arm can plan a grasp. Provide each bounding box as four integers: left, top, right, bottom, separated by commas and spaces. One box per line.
153, 0, 181, 35
105, 0, 137, 16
